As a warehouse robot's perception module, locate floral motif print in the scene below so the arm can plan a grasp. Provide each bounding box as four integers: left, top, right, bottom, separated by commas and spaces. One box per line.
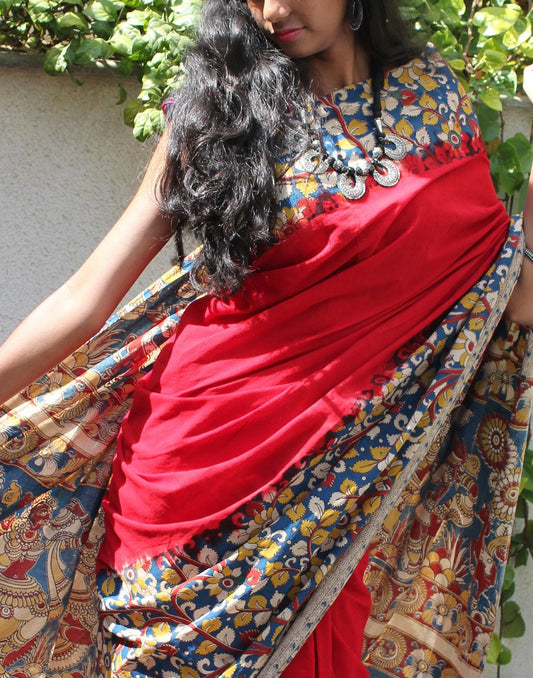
0, 261, 200, 678
476, 413, 516, 470
274, 47, 483, 235
362, 276, 532, 677
422, 593, 461, 633
492, 467, 522, 522
404, 648, 441, 678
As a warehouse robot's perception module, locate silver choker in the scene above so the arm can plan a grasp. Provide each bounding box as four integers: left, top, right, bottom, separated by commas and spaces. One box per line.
300, 62, 408, 201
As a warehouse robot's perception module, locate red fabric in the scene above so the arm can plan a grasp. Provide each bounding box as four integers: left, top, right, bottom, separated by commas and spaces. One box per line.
99, 152, 509, 571
280, 552, 371, 678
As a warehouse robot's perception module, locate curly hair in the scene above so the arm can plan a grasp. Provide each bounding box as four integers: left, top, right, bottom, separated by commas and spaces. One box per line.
160, 0, 421, 296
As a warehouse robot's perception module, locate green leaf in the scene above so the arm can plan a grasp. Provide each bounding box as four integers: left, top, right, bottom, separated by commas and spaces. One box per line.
430, 27, 458, 53
473, 5, 522, 37
448, 58, 465, 72
498, 645, 513, 665
89, 20, 114, 39
501, 581, 515, 603
25, 36, 41, 49
503, 616, 526, 638
109, 21, 141, 55
486, 633, 501, 664
43, 43, 69, 74
515, 545, 529, 567
54, 11, 90, 33
524, 475, 533, 492
449, 0, 465, 17
132, 106, 164, 140
496, 69, 518, 97
505, 133, 533, 174
73, 36, 112, 64
27, 0, 58, 23
503, 565, 515, 588
116, 83, 127, 105
518, 36, 533, 58
0, 0, 16, 11
480, 47, 507, 71
492, 140, 525, 194
126, 8, 150, 26
475, 102, 500, 141
480, 87, 503, 111
169, 0, 201, 29
502, 601, 526, 638
116, 58, 134, 76
123, 99, 142, 126
503, 17, 532, 49
130, 34, 150, 60
522, 488, 533, 503
83, 0, 122, 23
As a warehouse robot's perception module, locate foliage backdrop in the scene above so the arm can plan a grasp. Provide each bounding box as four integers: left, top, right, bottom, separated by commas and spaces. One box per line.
0, 0, 532, 671
0, 0, 201, 138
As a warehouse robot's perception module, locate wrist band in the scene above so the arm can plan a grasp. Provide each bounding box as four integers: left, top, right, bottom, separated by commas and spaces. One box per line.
525, 247, 533, 263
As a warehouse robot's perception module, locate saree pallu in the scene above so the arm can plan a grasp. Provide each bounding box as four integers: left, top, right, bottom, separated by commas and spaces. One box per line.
1, 50, 532, 678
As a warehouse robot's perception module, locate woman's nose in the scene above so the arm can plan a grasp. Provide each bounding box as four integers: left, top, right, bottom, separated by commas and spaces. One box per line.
261, 0, 291, 23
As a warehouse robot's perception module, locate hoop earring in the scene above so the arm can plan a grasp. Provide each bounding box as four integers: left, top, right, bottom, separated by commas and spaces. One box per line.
349, 0, 363, 31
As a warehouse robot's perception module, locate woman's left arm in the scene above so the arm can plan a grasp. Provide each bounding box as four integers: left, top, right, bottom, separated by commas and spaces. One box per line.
504, 64, 533, 325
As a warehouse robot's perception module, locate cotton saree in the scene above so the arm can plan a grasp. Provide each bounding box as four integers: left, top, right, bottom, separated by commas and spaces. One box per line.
0, 48, 532, 678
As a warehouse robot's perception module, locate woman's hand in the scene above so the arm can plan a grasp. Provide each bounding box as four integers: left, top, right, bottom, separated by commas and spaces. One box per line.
504, 65, 533, 325
0, 134, 174, 405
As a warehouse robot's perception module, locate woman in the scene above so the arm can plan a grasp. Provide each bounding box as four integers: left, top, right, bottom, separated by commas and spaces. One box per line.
0, 1, 532, 677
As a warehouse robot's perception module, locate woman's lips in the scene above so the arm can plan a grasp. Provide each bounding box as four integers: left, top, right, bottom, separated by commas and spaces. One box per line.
273, 28, 303, 43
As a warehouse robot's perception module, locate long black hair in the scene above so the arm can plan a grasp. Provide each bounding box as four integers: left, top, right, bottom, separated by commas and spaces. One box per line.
161, 0, 421, 296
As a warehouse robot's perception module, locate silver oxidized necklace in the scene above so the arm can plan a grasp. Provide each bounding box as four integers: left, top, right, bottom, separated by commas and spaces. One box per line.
301, 61, 408, 201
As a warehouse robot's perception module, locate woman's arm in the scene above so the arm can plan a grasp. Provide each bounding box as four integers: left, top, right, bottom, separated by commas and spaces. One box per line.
0, 134, 174, 404
504, 64, 533, 325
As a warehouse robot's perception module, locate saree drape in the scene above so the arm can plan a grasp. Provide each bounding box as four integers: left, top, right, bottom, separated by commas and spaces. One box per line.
1, 48, 532, 678
0, 218, 531, 678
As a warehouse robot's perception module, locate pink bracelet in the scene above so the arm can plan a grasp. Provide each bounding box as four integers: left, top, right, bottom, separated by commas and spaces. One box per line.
161, 99, 176, 115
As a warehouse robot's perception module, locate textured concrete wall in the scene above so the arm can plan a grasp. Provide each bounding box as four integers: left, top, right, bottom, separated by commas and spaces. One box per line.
0, 61, 532, 676
0, 61, 174, 344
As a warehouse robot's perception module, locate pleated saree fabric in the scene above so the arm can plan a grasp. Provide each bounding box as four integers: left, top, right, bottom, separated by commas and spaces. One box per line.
0, 48, 531, 678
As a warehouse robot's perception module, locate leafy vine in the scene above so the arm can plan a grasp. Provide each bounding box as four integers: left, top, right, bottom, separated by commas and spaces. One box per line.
0, 0, 201, 138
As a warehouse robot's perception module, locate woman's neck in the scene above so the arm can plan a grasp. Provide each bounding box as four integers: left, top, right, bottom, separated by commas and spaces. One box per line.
308, 32, 370, 96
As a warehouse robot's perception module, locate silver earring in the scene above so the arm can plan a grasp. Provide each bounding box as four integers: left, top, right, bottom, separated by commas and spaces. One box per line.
349, 0, 363, 31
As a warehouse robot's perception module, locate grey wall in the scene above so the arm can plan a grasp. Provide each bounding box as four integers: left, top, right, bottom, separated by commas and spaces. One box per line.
0, 60, 174, 344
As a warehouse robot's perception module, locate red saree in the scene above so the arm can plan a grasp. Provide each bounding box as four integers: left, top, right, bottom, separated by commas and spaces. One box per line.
0, 48, 531, 678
